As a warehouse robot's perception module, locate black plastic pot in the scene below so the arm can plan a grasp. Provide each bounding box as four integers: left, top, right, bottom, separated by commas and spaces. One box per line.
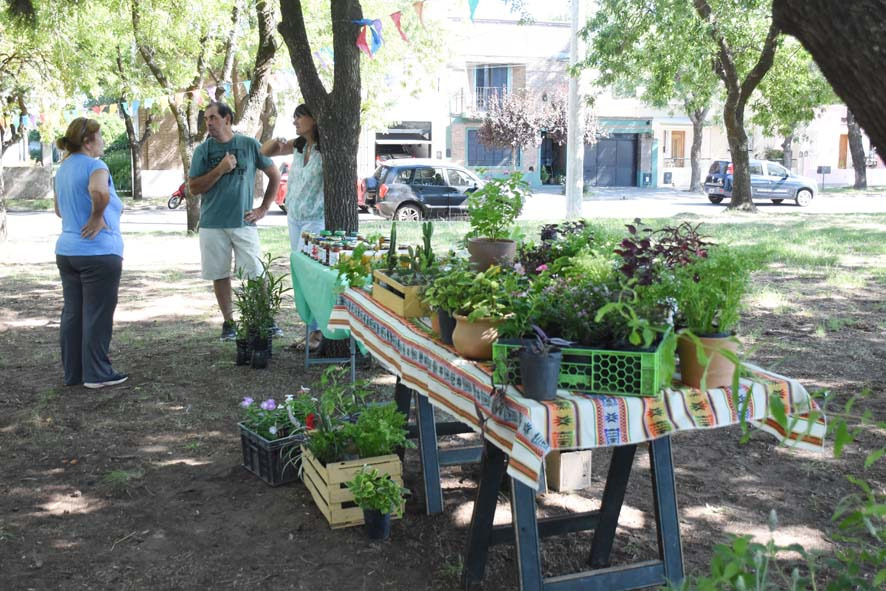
235, 339, 252, 366
363, 509, 392, 541
518, 349, 562, 401
437, 308, 457, 345
251, 335, 271, 369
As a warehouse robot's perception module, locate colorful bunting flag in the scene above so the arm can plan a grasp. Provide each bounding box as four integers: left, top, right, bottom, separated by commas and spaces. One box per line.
356, 25, 372, 57
243, 81, 252, 93
468, 0, 479, 21
390, 11, 408, 41
369, 20, 383, 54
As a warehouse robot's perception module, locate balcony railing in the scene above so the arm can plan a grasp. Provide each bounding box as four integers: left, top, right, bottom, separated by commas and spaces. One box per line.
475, 86, 506, 111
449, 87, 510, 116
664, 157, 688, 168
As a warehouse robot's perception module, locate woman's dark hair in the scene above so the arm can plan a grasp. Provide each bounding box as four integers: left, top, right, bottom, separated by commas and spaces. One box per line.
56, 117, 101, 154
293, 104, 320, 153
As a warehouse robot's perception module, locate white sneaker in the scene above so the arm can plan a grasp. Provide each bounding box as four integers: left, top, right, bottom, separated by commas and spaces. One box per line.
84, 373, 129, 389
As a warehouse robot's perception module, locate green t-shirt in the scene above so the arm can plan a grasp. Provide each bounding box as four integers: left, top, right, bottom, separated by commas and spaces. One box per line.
189, 134, 274, 228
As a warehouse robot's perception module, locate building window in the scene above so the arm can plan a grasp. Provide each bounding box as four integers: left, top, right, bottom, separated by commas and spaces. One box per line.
467, 129, 517, 167
838, 134, 849, 169
474, 65, 509, 110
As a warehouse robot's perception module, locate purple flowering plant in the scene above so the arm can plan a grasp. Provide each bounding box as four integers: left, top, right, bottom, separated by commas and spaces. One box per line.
239, 390, 315, 441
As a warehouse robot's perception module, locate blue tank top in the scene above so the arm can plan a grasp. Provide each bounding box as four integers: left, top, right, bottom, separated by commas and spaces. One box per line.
54, 153, 124, 257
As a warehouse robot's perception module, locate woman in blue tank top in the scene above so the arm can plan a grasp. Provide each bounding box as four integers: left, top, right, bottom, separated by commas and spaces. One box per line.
54, 118, 127, 389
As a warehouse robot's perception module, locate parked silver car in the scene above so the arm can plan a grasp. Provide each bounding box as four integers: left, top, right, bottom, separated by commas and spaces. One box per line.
704, 159, 817, 206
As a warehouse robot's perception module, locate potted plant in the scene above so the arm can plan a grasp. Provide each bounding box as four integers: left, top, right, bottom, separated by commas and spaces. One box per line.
669, 245, 753, 389
427, 264, 525, 360
233, 254, 290, 369
516, 326, 572, 401
371, 222, 437, 317
466, 172, 528, 270
238, 395, 309, 486
346, 466, 410, 540
297, 367, 410, 529
421, 255, 470, 345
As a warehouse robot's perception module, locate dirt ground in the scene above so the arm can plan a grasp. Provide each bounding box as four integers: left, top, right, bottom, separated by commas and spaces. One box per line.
1, 217, 884, 591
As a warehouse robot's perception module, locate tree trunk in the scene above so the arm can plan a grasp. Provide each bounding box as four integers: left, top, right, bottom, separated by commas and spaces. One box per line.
723, 100, 754, 210
694, 0, 780, 212
278, 0, 362, 233
119, 102, 155, 201
687, 104, 709, 192
781, 133, 794, 169
233, 0, 277, 137
772, 0, 886, 161
0, 161, 6, 242
0, 122, 24, 242
846, 109, 867, 189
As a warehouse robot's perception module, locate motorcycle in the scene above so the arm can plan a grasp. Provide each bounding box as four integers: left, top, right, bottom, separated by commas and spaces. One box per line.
167, 183, 187, 209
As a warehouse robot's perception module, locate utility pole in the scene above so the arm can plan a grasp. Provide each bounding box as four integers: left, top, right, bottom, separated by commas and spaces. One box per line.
565, 0, 586, 219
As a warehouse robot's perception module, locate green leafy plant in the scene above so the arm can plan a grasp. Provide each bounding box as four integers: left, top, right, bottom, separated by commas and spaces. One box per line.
467, 172, 529, 240
298, 367, 411, 465
424, 264, 526, 322
234, 253, 291, 339
346, 466, 410, 518
300, 366, 372, 464
351, 403, 413, 458
669, 245, 753, 335
334, 242, 373, 289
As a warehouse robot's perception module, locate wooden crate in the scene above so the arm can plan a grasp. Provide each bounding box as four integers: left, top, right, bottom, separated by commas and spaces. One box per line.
300, 446, 404, 529
371, 270, 428, 318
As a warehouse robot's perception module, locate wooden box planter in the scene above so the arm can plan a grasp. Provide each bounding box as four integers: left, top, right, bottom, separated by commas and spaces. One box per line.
238, 423, 305, 486
300, 446, 404, 529
371, 269, 428, 318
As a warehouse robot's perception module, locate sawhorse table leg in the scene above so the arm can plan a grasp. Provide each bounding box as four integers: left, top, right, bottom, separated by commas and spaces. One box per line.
395, 378, 483, 516
463, 437, 684, 590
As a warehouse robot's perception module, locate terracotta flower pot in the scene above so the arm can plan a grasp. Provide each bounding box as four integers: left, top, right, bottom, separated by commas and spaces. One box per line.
677, 333, 739, 389
452, 314, 501, 360
466, 237, 517, 271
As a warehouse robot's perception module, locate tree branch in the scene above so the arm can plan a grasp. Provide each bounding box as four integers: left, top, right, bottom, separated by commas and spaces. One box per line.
278, 0, 328, 109
737, 21, 781, 109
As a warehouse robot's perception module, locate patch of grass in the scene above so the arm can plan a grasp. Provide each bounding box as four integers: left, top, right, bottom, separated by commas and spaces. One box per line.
99, 469, 141, 493
819, 185, 886, 195
431, 555, 464, 590
183, 440, 204, 452
749, 288, 792, 314
37, 388, 60, 408
8, 198, 53, 211
0, 523, 17, 541
825, 270, 868, 290
824, 316, 858, 332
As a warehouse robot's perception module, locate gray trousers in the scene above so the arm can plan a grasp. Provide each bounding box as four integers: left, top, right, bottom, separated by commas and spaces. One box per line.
56, 254, 123, 385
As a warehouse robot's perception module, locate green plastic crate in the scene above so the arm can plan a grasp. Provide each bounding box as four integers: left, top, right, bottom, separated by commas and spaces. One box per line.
492, 327, 676, 398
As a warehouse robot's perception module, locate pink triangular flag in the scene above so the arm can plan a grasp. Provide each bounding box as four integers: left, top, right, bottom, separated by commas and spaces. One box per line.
356, 26, 372, 58
391, 11, 408, 41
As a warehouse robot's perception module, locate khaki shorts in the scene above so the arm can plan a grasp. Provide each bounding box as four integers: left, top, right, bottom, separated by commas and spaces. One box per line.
199, 226, 263, 280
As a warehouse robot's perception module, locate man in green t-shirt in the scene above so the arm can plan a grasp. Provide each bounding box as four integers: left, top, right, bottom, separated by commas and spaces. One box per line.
188, 101, 280, 340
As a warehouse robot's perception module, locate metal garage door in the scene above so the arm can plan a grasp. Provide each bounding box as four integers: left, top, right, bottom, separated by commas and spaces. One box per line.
584, 134, 637, 187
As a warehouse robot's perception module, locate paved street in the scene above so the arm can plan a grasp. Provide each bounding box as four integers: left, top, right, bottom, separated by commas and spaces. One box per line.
6, 186, 885, 241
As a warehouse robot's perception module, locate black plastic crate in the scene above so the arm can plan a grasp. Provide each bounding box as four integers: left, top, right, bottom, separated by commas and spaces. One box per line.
238, 422, 304, 486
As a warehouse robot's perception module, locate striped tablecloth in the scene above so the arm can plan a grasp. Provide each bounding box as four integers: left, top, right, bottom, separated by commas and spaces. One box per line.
330, 288, 827, 489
